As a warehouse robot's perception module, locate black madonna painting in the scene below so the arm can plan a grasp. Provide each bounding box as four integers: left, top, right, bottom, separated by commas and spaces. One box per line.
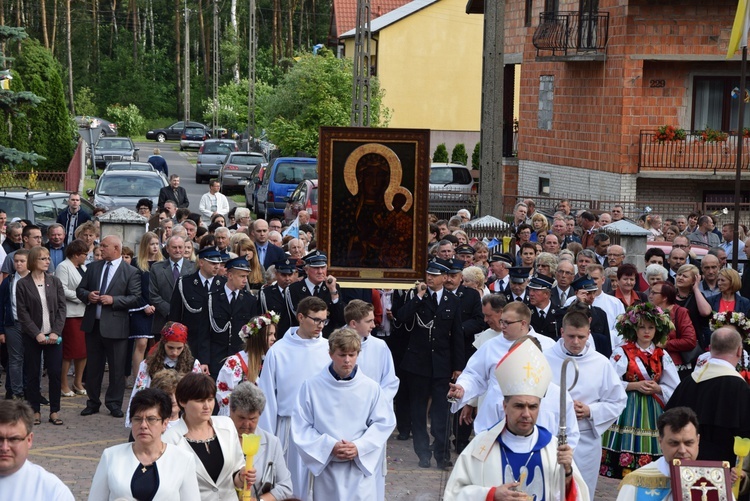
317, 127, 429, 286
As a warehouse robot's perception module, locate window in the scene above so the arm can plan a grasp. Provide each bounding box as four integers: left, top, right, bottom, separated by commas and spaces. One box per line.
538, 75, 554, 130
32, 199, 57, 225
538, 177, 550, 195
692, 76, 750, 131
273, 163, 318, 184
544, 0, 558, 14
525, 0, 533, 27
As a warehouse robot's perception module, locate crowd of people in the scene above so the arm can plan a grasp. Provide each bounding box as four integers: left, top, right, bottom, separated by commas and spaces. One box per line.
2, 190, 750, 500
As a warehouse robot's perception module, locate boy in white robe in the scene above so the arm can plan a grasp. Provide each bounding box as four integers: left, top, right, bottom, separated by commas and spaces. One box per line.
344, 300, 399, 501
444, 338, 589, 501
257, 296, 331, 497
546, 310, 627, 500
292, 328, 396, 501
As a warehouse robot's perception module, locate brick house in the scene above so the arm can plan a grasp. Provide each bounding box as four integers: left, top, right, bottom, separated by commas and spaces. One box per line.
473, 0, 750, 211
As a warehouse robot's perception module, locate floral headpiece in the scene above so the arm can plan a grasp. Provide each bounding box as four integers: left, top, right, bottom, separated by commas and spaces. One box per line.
710, 311, 750, 340
239, 311, 281, 340
616, 302, 674, 344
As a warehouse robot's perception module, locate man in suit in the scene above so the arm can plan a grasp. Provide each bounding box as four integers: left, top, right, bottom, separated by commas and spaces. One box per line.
593, 233, 610, 265
44, 223, 66, 270
56, 192, 91, 245
504, 266, 532, 304
149, 235, 197, 336
259, 258, 297, 338
158, 175, 189, 209
528, 274, 559, 340
253, 219, 285, 270
555, 278, 613, 358
76, 235, 141, 417
285, 251, 345, 337
395, 258, 464, 469
206, 257, 260, 378
168, 248, 223, 371
486, 253, 513, 294
552, 259, 575, 308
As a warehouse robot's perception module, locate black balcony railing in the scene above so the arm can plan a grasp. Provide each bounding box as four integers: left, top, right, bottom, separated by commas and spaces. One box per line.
532, 11, 609, 58
638, 130, 750, 173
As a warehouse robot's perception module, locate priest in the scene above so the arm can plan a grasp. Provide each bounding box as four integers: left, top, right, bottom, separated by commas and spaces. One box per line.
546, 310, 627, 499
444, 337, 589, 501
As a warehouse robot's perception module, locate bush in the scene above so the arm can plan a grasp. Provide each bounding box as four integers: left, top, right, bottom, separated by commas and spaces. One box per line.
451, 143, 468, 165
106, 104, 146, 137
433, 143, 448, 163
74, 87, 98, 117
472, 142, 480, 169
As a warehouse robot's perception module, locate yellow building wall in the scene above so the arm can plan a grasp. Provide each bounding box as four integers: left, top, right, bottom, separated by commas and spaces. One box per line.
344, 0, 484, 131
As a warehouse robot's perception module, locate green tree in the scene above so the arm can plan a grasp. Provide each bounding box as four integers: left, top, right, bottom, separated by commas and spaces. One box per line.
14, 38, 74, 171
433, 143, 448, 163
451, 143, 468, 165
472, 142, 480, 169
258, 49, 388, 156
106, 104, 146, 137
74, 87, 98, 117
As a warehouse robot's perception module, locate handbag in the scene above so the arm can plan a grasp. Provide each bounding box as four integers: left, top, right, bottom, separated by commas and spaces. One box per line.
260, 462, 275, 494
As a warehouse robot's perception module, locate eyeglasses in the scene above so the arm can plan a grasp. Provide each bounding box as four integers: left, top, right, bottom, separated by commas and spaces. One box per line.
648, 290, 662, 296
304, 315, 329, 327
0, 434, 29, 446
131, 416, 164, 426
500, 319, 523, 326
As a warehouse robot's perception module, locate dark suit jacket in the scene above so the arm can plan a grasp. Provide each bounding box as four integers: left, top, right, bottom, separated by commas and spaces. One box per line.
207, 287, 260, 378
148, 155, 169, 177
707, 292, 750, 315
452, 285, 486, 361
158, 186, 189, 209
550, 287, 573, 309
257, 243, 286, 270
259, 284, 293, 338
149, 258, 198, 334
169, 272, 224, 362
530, 304, 561, 340
397, 289, 464, 378
76, 259, 141, 339
552, 303, 612, 358
0, 273, 16, 329
505, 290, 530, 305
16, 274, 67, 339
286, 280, 346, 337
56, 209, 91, 242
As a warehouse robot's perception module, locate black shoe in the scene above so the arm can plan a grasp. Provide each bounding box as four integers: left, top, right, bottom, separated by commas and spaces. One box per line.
396, 432, 410, 441
39, 395, 49, 406
418, 458, 431, 468
437, 460, 454, 470
110, 408, 124, 418
81, 406, 100, 416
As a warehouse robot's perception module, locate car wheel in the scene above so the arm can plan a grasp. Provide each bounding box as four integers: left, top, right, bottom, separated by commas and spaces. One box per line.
157, 133, 166, 142
195, 174, 201, 184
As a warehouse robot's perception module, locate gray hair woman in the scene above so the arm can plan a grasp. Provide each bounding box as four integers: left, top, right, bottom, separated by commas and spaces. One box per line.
645, 264, 668, 289
229, 382, 293, 500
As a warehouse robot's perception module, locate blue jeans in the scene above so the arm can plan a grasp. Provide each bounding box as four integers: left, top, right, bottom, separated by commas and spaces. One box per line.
4, 323, 24, 397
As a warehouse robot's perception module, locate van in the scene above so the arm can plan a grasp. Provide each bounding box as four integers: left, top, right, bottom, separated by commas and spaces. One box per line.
255, 157, 317, 218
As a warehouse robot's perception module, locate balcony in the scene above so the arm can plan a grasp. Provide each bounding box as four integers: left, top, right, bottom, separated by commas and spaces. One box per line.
638, 130, 750, 174
532, 11, 609, 61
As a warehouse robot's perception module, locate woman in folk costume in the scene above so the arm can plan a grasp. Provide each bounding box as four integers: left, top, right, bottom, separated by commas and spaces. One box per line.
216, 311, 279, 416
600, 303, 680, 479
444, 337, 589, 501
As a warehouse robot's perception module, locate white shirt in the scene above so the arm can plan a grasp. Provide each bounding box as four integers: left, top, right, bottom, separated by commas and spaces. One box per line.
0, 460, 74, 500
199, 191, 229, 219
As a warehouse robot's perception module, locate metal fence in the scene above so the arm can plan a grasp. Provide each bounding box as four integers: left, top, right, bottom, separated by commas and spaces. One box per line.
532, 11, 609, 57
0, 171, 67, 191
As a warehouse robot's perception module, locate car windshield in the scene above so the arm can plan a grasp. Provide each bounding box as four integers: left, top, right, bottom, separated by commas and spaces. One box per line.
97, 176, 164, 196
203, 143, 234, 155
107, 163, 152, 171
229, 155, 264, 165
96, 139, 132, 150
430, 167, 471, 185
274, 163, 317, 184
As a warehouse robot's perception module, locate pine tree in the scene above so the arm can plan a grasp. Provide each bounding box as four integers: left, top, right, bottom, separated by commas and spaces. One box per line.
433, 143, 448, 163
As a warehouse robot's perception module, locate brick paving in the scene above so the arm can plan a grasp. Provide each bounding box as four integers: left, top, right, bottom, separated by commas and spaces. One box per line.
21, 380, 621, 500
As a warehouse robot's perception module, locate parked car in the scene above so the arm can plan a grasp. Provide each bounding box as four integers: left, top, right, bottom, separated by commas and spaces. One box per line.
429, 162, 476, 201
255, 157, 317, 218
93, 137, 139, 171
146, 121, 209, 142
74, 116, 118, 137
0, 190, 95, 237
103, 161, 167, 183
90, 169, 167, 210
180, 126, 211, 151
283, 179, 318, 224
195, 139, 239, 184
244, 163, 268, 211
218, 152, 266, 194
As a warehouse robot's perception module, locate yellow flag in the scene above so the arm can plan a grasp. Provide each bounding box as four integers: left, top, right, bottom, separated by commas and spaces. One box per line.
728, 0, 750, 58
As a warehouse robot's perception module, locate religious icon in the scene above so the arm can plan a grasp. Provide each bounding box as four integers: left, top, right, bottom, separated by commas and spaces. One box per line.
669, 459, 732, 501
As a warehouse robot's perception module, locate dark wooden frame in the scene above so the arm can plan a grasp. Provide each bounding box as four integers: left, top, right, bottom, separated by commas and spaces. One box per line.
317, 126, 430, 287
669, 459, 732, 501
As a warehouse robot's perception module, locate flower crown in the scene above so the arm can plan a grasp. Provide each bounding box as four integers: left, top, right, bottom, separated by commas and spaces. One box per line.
616, 302, 674, 343
710, 311, 750, 339
239, 311, 281, 340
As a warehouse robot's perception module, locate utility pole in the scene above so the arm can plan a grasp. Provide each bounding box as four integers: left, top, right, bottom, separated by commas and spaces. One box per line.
350, 0, 371, 126
478, 0, 505, 218
212, 0, 219, 133
184, 0, 190, 124
247, 0, 256, 151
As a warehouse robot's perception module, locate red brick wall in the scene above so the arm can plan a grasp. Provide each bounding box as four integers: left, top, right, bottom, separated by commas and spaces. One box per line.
516, 0, 739, 176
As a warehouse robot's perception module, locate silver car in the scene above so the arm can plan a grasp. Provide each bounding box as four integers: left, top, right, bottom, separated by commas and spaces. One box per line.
93, 137, 139, 171
218, 152, 266, 194
195, 139, 238, 184
93, 169, 167, 210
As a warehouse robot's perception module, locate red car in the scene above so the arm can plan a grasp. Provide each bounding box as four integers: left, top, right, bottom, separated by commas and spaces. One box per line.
283, 179, 318, 224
